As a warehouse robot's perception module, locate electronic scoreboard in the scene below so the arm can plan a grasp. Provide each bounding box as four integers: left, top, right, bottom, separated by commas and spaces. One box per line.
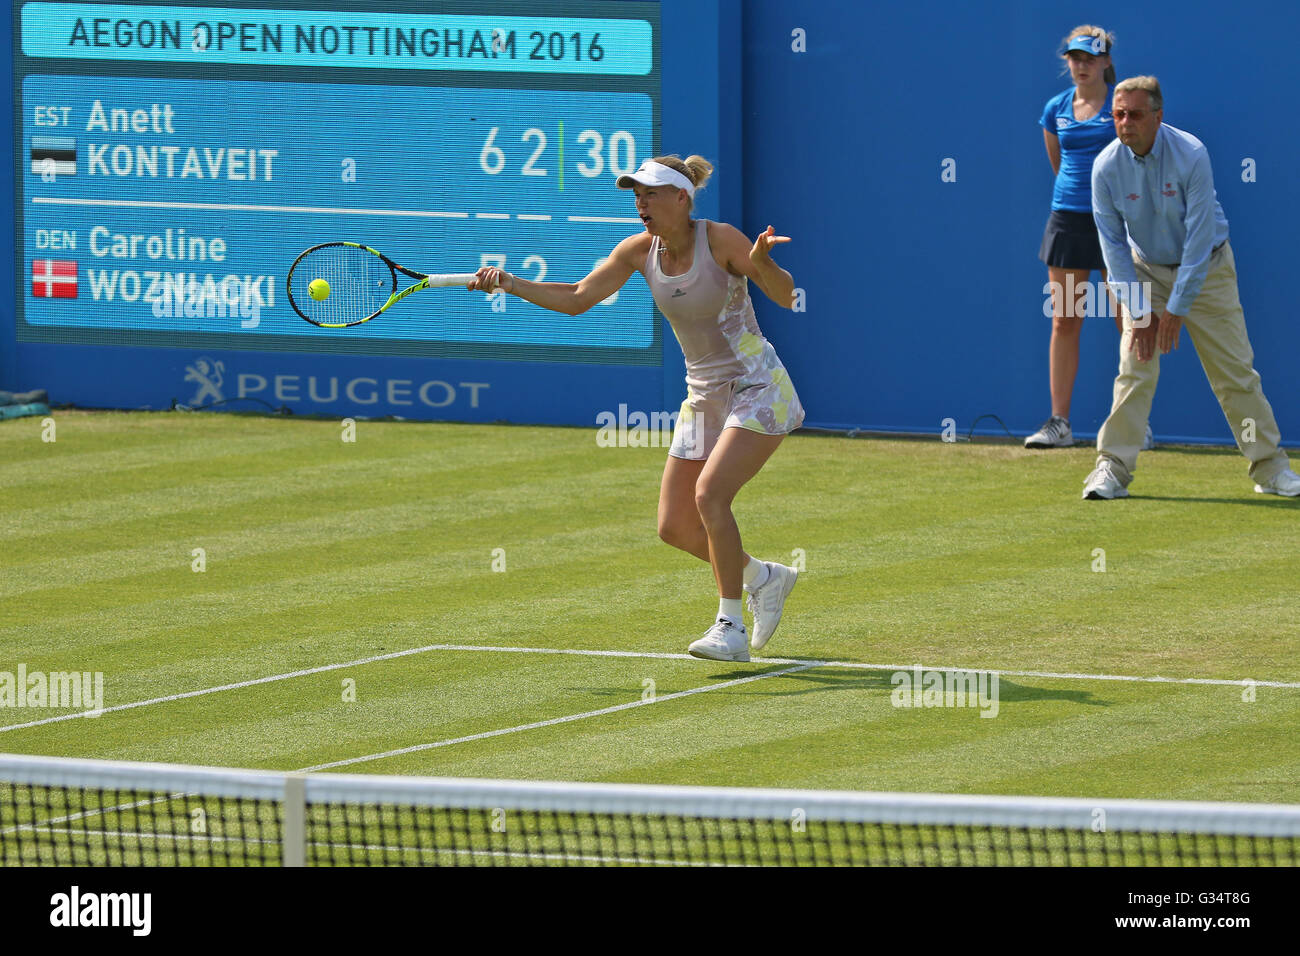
10, 1, 682, 418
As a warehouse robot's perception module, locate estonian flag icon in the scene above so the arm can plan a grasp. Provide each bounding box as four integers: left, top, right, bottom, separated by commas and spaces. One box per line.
31, 135, 77, 177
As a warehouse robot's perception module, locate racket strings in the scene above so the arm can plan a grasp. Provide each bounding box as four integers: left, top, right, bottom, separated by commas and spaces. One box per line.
290, 245, 394, 326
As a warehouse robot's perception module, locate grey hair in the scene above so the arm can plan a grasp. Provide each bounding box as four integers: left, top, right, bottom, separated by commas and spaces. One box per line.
1115, 75, 1163, 111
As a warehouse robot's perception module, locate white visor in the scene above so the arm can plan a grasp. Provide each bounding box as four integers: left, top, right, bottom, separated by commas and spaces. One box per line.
615, 160, 695, 196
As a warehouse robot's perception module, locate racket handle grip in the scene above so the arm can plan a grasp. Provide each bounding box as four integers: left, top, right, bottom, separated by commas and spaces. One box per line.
426, 273, 480, 288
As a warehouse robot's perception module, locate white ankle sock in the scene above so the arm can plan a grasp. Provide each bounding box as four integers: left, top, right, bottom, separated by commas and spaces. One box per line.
718, 598, 744, 628
743, 557, 769, 591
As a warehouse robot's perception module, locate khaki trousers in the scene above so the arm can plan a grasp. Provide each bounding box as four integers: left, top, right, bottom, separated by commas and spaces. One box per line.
1096, 242, 1290, 485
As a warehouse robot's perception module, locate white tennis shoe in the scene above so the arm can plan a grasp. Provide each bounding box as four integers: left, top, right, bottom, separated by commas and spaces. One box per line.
746, 562, 798, 651
688, 619, 750, 663
1141, 423, 1157, 451
1025, 416, 1073, 449
1082, 460, 1129, 500
1254, 467, 1300, 497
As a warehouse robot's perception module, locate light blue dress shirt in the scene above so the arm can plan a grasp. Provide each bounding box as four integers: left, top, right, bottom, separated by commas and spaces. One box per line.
1091, 123, 1231, 317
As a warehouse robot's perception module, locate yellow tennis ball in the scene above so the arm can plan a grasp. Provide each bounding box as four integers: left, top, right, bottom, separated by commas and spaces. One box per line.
308, 278, 331, 301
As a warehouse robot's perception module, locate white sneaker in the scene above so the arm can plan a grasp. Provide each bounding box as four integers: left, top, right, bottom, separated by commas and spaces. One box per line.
1141, 424, 1157, 451
746, 562, 798, 651
1255, 467, 1300, 497
688, 619, 750, 663
1025, 416, 1073, 448
1082, 460, 1129, 500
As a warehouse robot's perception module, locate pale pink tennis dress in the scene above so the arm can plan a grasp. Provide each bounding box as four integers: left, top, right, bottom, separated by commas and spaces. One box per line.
643, 219, 805, 459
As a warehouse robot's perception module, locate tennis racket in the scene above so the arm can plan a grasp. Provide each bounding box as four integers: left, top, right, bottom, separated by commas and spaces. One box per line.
286, 241, 477, 328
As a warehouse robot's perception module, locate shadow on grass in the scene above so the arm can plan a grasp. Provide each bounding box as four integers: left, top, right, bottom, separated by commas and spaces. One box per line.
1146, 445, 1271, 458
1128, 494, 1298, 508
581, 666, 1108, 708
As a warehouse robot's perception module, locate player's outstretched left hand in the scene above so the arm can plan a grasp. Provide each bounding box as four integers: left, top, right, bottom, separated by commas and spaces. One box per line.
750, 225, 791, 264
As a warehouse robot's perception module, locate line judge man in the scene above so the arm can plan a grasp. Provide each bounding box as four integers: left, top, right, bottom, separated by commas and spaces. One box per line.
1082, 76, 1299, 499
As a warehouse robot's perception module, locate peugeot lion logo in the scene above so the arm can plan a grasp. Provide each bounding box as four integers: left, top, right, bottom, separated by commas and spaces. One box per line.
183, 357, 225, 405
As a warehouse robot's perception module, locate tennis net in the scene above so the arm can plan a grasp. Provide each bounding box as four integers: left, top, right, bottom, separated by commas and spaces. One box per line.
2, 753, 1297, 866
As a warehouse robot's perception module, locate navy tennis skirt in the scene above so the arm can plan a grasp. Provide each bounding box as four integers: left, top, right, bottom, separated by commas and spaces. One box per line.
1038, 209, 1106, 271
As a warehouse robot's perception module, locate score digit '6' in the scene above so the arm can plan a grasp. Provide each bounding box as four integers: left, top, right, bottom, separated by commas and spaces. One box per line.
480, 254, 619, 305
480, 129, 508, 175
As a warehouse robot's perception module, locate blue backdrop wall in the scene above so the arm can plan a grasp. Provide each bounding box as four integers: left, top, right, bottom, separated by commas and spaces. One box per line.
3, 0, 1297, 446
741, 0, 1299, 444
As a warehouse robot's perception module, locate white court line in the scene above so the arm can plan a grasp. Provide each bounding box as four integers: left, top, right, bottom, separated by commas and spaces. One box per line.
0, 642, 478, 734
16, 826, 724, 867
298, 662, 823, 772
7, 666, 816, 840
3, 643, 1295, 736
0, 643, 782, 734
358, 644, 1300, 690
516, 214, 552, 221
0, 792, 168, 837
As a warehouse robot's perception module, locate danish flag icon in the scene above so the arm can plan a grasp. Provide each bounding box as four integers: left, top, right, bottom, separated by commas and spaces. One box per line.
32, 259, 77, 298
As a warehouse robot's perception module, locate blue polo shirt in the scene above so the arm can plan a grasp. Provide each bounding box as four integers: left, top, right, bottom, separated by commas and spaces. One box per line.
1040, 86, 1116, 212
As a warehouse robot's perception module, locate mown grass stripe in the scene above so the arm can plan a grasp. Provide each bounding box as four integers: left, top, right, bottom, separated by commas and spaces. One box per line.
299, 662, 825, 772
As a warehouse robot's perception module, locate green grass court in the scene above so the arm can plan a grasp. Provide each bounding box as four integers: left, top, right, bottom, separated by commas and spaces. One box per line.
1, 411, 1297, 804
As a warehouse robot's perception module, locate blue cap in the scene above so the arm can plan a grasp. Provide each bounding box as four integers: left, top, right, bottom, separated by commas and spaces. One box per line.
1066, 34, 1108, 55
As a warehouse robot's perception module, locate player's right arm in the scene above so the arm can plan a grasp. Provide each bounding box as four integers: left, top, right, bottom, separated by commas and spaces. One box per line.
468, 234, 648, 316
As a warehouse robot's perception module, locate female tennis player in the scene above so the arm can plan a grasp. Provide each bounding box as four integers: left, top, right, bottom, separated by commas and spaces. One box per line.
468, 155, 803, 662
1029, 25, 1151, 451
